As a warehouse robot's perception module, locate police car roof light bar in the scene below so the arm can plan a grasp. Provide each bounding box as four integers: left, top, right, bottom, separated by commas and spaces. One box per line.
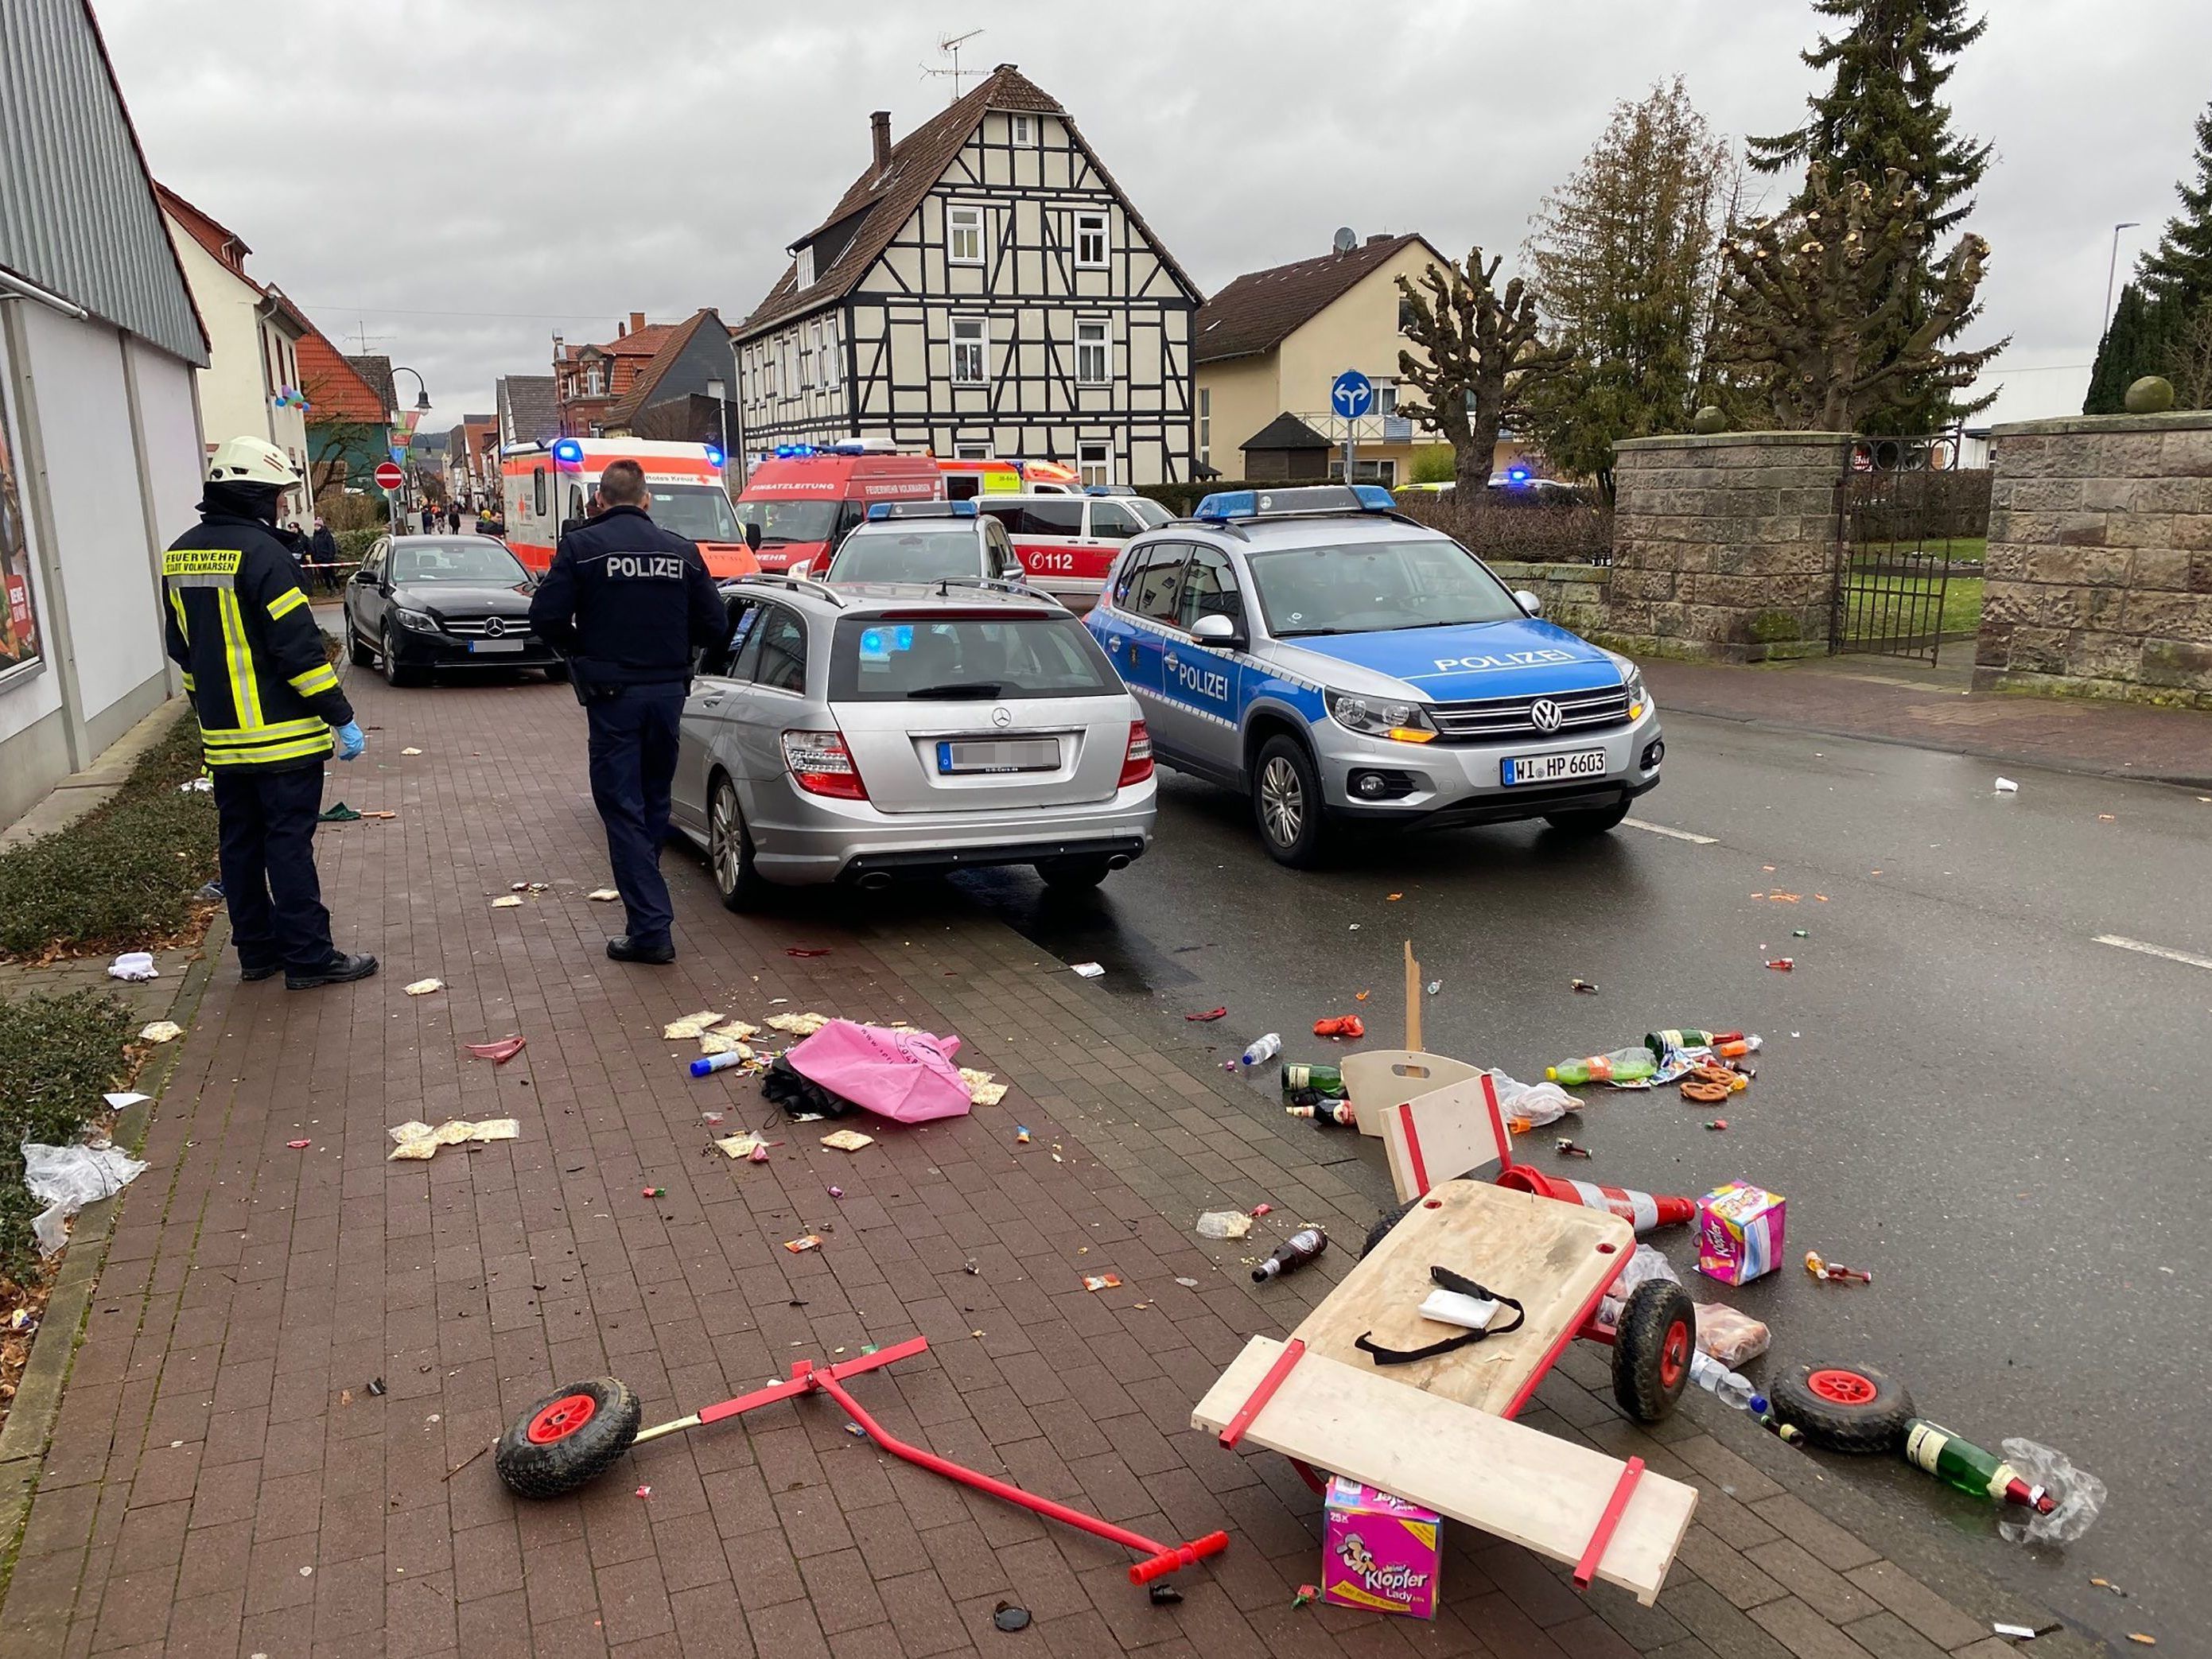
866, 499, 978, 521
1192, 484, 1394, 523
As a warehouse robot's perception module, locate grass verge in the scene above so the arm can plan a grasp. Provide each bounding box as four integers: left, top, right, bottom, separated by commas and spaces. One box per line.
0, 991, 137, 1283
0, 719, 217, 959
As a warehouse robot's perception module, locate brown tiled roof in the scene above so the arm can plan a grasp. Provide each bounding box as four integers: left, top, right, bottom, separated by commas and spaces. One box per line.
295, 329, 387, 423
154, 182, 251, 274
605, 308, 729, 429
346, 353, 395, 415
497, 375, 558, 445
737, 64, 1199, 340
1194, 233, 1445, 364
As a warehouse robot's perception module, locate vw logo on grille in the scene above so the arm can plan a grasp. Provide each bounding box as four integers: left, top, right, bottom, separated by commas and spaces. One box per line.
482, 616, 507, 637
991, 705, 1013, 728
1529, 697, 1564, 734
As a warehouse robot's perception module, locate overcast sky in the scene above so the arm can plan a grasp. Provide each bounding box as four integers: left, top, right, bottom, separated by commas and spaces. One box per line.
95, 0, 2212, 439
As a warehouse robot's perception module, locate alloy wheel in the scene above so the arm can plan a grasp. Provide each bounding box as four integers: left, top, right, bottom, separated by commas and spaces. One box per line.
1260, 756, 1304, 847
711, 781, 745, 897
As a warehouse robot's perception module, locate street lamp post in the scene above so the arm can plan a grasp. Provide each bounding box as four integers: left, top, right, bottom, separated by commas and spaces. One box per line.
725, 337, 750, 490
391, 366, 432, 518
705, 377, 731, 488
2103, 223, 2141, 337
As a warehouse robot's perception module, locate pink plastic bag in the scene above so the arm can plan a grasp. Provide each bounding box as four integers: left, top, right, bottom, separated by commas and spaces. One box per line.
785, 1020, 972, 1124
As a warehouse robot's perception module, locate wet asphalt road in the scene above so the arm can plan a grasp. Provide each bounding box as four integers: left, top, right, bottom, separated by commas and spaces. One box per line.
945, 710, 2212, 1652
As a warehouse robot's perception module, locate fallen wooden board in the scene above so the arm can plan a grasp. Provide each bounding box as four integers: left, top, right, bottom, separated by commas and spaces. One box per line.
1291, 1178, 1629, 1418
1379, 1075, 1514, 1204
1339, 1049, 1481, 1140
1194, 1335, 1697, 1605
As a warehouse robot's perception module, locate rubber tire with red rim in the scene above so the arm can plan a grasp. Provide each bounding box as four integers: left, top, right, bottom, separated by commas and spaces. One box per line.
1611, 1280, 1697, 1424
1767, 1362, 1915, 1454
494, 1376, 643, 1498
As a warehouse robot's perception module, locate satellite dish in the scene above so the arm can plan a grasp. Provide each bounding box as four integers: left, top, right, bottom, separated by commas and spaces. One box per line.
1331, 227, 1358, 254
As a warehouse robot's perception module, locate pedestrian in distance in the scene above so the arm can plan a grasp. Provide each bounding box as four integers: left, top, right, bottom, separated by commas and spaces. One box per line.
528, 458, 726, 965
445, 503, 461, 533
163, 437, 377, 990
418, 501, 435, 534
307, 517, 340, 593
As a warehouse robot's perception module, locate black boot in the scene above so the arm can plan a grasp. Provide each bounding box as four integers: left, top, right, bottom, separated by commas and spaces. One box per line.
606, 935, 675, 965
286, 952, 380, 990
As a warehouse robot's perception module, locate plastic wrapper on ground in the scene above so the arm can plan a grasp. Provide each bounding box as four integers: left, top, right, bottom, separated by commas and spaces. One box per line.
1597, 1241, 1678, 1323
1693, 1300, 1771, 1366
1196, 1210, 1254, 1241
1997, 1439, 2105, 1545
1485, 1068, 1581, 1129
23, 1141, 148, 1255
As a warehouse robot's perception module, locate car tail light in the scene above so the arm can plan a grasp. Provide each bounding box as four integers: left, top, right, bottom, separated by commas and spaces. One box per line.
1119, 720, 1153, 787
782, 729, 868, 799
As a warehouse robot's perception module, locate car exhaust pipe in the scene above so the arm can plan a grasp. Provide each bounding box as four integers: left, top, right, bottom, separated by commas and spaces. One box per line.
857, 872, 893, 892
1107, 853, 1132, 870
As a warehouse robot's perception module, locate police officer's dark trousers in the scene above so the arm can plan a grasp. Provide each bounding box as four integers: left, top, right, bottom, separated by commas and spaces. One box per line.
586, 685, 686, 947
212, 765, 335, 973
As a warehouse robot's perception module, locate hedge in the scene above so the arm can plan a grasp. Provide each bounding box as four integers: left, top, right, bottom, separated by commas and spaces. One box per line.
0, 718, 219, 958
335, 527, 381, 563
0, 991, 136, 1277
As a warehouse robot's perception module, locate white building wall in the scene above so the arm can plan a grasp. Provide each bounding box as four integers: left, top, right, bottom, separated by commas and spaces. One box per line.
130, 334, 205, 551
19, 301, 172, 728
161, 215, 307, 489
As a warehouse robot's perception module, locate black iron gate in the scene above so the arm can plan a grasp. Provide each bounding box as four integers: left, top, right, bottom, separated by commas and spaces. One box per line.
1830, 433, 1991, 662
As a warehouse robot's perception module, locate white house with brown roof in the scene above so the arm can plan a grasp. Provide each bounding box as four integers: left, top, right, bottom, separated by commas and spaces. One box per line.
156, 183, 313, 493
733, 64, 1202, 487
1195, 231, 1531, 487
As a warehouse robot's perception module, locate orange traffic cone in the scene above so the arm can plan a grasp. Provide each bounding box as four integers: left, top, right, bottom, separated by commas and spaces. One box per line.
1496, 1167, 1695, 1234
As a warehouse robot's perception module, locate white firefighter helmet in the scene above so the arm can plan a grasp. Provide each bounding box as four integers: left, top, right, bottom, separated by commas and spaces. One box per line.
206, 436, 302, 489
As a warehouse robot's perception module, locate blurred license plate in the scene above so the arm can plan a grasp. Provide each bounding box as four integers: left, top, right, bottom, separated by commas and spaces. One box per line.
1503, 748, 1607, 786
937, 738, 1058, 775
468, 639, 525, 654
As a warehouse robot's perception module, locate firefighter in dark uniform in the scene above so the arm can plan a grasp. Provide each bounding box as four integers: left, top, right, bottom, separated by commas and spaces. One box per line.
164, 438, 378, 989
529, 458, 726, 964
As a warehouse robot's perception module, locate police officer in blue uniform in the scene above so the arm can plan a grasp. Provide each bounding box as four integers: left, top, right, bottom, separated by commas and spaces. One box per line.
529, 458, 726, 964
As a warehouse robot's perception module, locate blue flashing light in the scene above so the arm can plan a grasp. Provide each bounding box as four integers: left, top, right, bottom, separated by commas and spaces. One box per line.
550, 438, 584, 467
773, 443, 820, 459
1195, 484, 1394, 523
1506, 466, 1531, 486
704, 444, 725, 468
1194, 489, 1257, 523
1351, 484, 1396, 511
948, 499, 978, 517
867, 502, 892, 521
1083, 484, 1117, 496
869, 499, 978, 522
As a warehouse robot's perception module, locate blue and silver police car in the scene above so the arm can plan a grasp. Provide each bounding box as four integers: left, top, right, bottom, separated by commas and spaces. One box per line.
1083, 484, 1663, 866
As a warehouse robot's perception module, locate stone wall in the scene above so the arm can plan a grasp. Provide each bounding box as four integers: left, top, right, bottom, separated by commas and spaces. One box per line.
1975, 413, 2212, 709
1606, 432, 1852, 662
1487, 560, 1608, 637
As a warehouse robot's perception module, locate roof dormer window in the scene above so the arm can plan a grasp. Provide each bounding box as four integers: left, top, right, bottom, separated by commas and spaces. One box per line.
795, 244, 815, 289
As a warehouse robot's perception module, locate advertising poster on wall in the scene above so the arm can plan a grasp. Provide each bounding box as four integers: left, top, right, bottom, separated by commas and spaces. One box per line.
0, 332, 47, 690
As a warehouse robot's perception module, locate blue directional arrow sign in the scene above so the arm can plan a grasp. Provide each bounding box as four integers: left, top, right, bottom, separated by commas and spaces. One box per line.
1330, 370, 1375, 419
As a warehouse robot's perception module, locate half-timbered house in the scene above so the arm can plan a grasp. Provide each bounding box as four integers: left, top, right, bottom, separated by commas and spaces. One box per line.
733, 65, 1201, 487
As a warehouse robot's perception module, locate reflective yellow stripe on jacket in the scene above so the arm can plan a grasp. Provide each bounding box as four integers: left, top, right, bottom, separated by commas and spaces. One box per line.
266, 587, 310, 621
215, 587, 263, 728
200, 716, 332, 767
288, 661, 340, 697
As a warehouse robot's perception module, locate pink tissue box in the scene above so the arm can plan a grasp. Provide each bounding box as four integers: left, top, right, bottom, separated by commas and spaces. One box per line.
1323, 1478, 1440, 1619
1698, 1181, 1786, 1284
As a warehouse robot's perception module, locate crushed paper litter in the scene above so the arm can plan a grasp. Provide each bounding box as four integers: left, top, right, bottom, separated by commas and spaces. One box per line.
401, 747, 423, 755
767, 1010, 830, 1036
138, 1021, 183, 1043
387, 1118, 520, 1160
710, 1020, 759, 1040
959, 1067, 1007, 1106
662, 1010, 724, 1040
821, 1129, 874, 1152
698, 1032, 754, 1058
491, 896, 523, 908
587, 888, 620, 901
402, 979, 443, 997
713, 1134, 774, 1160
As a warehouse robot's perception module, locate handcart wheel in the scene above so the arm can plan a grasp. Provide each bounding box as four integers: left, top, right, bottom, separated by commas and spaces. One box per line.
496, 1377, 643, 1498
1611, 1281, 1697, 1424
1767, 1362, 1915, 1454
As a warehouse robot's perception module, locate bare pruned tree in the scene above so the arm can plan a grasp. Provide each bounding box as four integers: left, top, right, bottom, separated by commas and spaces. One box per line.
1397, 247, 1571, 495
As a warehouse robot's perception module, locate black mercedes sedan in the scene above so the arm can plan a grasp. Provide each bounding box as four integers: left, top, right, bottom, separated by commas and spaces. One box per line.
344, 534, 564, 686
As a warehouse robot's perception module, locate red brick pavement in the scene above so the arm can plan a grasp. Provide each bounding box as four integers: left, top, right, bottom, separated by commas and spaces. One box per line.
0, 668, 2089, 1659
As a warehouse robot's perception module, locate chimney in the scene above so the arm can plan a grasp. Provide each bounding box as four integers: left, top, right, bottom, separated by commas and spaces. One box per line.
616, 320, 625, 339
871, 111, 892, 177
629, 312, 646, 335
1366, 233, 1390, 245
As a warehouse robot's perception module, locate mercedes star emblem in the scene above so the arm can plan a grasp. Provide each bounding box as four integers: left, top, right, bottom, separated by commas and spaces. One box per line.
991, 706, 1013, 728
483, 616, 507, 637
1530, 697, 1564, 734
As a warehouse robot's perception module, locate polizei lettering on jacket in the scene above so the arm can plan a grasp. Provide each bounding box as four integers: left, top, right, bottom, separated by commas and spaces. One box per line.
1428, 647, 1577, 674
605, 554, 686, 580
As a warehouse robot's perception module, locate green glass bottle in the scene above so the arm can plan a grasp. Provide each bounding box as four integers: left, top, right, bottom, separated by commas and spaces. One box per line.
1280, 1063, 1345, 1096
1903, 1420, 2055, 1513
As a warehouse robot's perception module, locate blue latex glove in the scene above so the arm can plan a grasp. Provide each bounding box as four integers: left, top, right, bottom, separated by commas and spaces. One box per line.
335, 721, 365, 762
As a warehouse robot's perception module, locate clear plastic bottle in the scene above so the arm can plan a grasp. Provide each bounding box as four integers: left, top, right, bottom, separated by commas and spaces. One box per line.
1545, 1047, 1658, 1086
1688, 1350, 1762, 1412
1238, 1033, 1283, 1068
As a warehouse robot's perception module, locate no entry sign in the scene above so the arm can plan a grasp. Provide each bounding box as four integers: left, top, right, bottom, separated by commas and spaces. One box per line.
374, 461, 403, 490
